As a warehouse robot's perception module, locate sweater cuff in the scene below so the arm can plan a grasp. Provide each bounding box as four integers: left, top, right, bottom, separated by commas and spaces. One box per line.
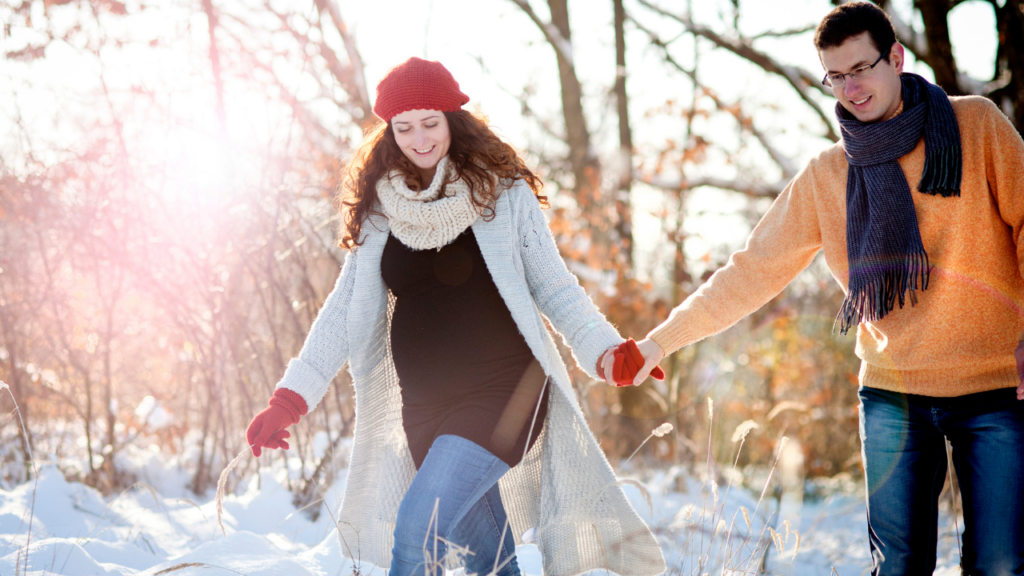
269, 388, 309, 424
575, 322, 624, 381
647, 315, 701, 358
276, 358, 330, 412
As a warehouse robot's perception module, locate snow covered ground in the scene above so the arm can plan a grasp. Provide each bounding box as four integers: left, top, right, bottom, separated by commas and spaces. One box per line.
0, 454, 964, 575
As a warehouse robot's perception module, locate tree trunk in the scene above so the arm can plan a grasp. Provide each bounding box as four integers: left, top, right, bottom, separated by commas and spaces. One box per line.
191, 374, 215, 494
201, 0, 227, 132
914, 0, 963, 95
613, 0, 634, 266
3, 349, 33, 480
547, 0, 599, 196
513, 0, 619, 265
84, 373, 96, 475
993, 0, 1024, 133
313, 0, 374, 125
102, 300, 117, 482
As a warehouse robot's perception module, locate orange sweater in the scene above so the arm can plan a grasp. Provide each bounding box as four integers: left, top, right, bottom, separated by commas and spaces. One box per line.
648, 96, 1024, 397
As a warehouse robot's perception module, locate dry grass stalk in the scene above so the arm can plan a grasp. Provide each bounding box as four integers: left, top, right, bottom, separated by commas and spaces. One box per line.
713, 519, 727, 538
154, 562, 206, 574
215, 447, 250, 536
768, 526, 783, 555
731, 420, 759, 443
663, 401, 801, 574
624, 422, 674, 464
172, 497, 207, 520
3, 381, 37, 576
652, 422, 673, 437
302, 472, 361, 567
155, 562, 246, 575
616, 478, 653, 516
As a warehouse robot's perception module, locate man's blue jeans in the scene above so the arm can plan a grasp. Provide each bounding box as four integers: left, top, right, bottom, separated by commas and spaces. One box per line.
859, 386, 1024, 575
390, 434, 520, 576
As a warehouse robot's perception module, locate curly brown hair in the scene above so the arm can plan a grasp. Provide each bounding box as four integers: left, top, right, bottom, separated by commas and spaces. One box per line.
338, 110, 547, 249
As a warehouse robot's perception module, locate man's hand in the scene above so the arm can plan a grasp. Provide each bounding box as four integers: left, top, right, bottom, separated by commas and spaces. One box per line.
1016, 341, 1024, 400
631, 338, 666, 387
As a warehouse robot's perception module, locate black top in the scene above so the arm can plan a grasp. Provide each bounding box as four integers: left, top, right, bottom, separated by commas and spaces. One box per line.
381, 228, 549, 469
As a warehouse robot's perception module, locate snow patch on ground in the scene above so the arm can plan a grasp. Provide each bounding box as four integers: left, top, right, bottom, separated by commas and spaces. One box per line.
0, 457, 965, 575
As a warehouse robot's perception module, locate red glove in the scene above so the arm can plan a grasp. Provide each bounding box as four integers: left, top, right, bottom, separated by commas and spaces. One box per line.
613, 339, 665, 387
246, 388, 308, 457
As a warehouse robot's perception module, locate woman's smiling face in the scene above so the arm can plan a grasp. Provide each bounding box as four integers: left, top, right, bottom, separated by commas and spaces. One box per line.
391, 109, 451, 182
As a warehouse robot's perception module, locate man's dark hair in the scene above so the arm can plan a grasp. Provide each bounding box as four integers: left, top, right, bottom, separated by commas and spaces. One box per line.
814, 2, 898, 60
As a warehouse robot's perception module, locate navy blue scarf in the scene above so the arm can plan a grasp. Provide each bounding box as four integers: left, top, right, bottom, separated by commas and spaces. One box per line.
834, 73, 962, 335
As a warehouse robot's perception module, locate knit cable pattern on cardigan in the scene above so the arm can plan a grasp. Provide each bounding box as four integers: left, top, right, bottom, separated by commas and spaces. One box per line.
276, 181, 666, 576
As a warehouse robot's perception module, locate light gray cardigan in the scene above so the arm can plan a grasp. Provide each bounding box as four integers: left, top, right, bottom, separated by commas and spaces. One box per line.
277, 181, 666, 576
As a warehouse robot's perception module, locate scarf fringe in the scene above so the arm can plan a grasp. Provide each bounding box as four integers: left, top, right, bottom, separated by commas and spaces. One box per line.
918, 145, 962, 197
833, 251, 931, 335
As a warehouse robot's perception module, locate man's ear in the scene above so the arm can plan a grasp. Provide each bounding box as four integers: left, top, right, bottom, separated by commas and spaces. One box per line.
891, 42, 906, 74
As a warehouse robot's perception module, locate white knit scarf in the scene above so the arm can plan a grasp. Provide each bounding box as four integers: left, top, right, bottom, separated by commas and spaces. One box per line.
376, 155, 481, 250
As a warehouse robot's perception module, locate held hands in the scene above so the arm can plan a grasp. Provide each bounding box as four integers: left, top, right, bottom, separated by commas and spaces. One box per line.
599, 338, 666, 387
246, 388, 308, 457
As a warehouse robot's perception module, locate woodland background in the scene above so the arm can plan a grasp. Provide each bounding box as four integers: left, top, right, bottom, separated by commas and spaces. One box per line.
0, 0, 1020, 506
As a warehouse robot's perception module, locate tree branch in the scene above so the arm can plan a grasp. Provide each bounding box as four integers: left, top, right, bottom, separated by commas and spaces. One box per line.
215, 23, 346, 146
636, 171, 784, 198
472, 55, 566, 143
633, 0, 839, 142
630, 17, 798, 179
312, 0, 374, 124
847, 0, 987, 95
200, 0, 228, 133
506, 0, 574, 66
883, 3, 928, 62
752, 24, 816, 39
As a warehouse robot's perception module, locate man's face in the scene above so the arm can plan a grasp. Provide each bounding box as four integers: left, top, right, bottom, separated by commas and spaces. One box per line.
819, 32, 904, 123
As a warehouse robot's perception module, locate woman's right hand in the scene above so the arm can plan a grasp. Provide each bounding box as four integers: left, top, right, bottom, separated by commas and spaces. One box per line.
604, 338, 667, 386
599, 347, 617, 385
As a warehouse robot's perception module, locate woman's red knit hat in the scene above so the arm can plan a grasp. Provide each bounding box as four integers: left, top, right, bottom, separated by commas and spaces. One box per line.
373, 57, 470, 122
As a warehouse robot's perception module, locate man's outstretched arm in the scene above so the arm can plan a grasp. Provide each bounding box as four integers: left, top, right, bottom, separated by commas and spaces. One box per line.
632, 164, 827, 383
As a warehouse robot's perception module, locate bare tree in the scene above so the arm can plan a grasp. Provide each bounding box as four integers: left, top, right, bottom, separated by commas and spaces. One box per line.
613, 0, 635, 264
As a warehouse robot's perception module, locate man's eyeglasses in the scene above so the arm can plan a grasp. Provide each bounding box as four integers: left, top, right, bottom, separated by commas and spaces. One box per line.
821, 44, 892, 88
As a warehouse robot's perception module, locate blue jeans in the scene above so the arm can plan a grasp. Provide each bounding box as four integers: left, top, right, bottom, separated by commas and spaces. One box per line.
859, 386, 1024, 575
390, 435, 520, 576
